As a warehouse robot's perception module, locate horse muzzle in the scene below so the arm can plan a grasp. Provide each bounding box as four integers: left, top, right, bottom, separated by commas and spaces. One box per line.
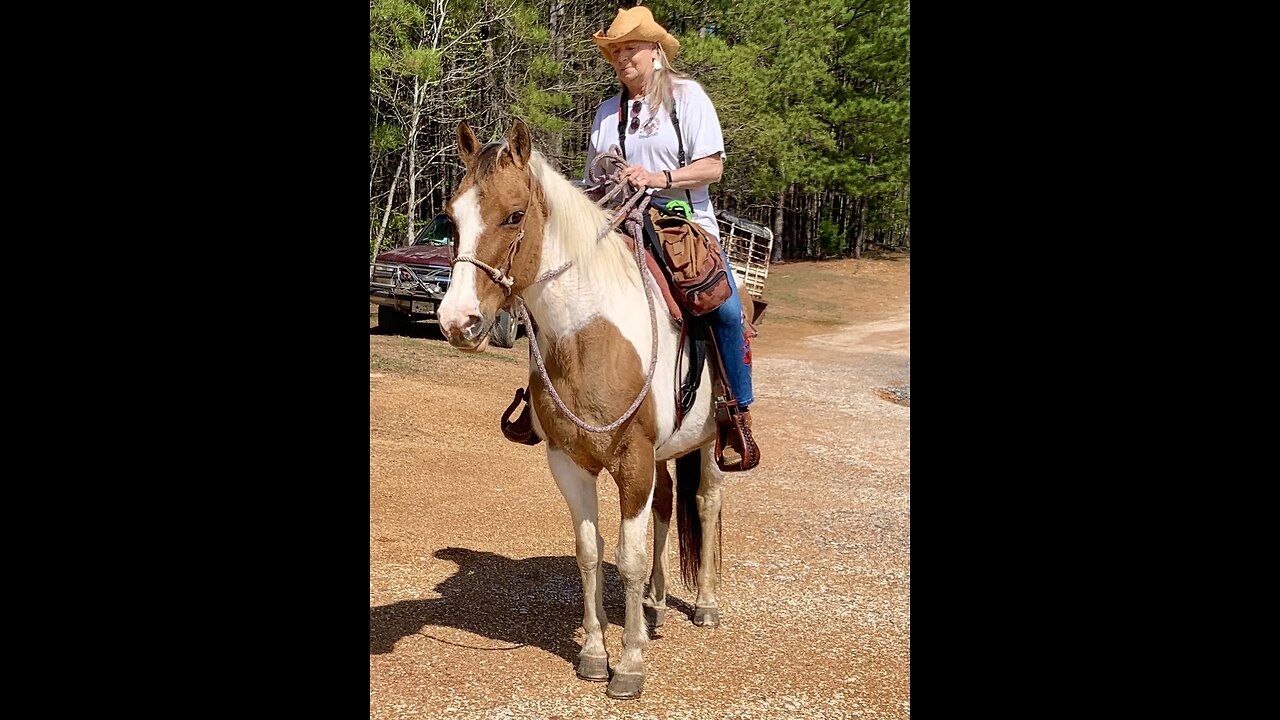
443, 313, 490, 352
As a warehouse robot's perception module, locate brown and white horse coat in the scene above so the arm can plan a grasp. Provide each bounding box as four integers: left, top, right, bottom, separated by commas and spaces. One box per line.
438, 120, 725, 700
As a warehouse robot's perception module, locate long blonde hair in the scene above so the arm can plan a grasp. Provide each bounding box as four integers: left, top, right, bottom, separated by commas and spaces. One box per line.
646, 45, 690, 113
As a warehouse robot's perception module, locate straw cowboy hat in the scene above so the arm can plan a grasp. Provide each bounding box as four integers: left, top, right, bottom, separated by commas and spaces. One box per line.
592, 6, 680, 62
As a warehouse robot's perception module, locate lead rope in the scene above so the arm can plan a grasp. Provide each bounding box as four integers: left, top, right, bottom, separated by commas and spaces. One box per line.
514, 146, 661, 434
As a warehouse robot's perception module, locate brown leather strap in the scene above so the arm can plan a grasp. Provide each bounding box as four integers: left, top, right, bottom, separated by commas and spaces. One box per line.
706, 331, 738, 413
673, 321, 689, 429
502, 387, 527, 423
618, 232, 683, 323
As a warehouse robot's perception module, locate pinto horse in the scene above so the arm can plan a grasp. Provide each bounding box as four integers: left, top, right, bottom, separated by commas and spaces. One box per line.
437, 119, 725, 700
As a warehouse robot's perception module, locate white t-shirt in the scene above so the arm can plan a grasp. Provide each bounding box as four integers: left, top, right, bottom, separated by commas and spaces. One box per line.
585, 78, 726, 240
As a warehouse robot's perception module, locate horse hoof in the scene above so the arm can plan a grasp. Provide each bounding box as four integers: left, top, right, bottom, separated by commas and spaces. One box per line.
643, 604, 666, 627
693, 606, 720, 627
576, 653, 610, 682
605, 673, 644, 700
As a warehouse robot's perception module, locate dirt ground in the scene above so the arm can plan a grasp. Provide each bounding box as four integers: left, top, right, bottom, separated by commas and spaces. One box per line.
370, 255, 910, 719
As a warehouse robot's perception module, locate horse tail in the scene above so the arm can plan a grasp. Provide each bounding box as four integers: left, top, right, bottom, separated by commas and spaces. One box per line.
676, 448, 710, 589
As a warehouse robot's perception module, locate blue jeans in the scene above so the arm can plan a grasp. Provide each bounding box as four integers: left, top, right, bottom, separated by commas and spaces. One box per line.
649, 197, 754, 409
709, 247, 754, 409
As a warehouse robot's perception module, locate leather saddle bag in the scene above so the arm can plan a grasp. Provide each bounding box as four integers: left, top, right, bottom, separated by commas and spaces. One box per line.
647, 206, 734, 316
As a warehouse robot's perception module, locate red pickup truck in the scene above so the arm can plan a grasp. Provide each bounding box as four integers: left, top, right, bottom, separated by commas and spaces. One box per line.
369, 215, 518, 347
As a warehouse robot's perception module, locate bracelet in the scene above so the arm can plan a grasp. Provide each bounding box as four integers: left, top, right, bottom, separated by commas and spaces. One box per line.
663, 170, 673, 189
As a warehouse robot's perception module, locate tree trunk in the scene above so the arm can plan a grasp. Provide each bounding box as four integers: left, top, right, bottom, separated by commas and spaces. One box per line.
787, 184, 798, 259
855, 196, 868, 259
407, 77, 424, 246
772, 187, 785, 263
547, 0, 567, 163
839, 193, 850, 256
808, 192, 818, 257
374, 152, 407, 256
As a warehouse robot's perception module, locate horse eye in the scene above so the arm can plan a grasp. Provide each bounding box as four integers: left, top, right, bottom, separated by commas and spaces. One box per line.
503, 211, 524, 226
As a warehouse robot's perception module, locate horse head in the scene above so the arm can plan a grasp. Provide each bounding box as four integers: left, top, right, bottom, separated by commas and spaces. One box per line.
438, 119, 547, 351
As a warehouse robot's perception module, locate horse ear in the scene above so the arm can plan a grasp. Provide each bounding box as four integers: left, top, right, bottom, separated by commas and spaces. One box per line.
457, 122, 481, 169
507, 118, 532, 169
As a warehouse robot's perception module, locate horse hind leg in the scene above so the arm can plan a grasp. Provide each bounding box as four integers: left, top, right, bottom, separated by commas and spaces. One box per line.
676, 445, 724, 627
547, 449, 610, 682
644, 460, 674, 629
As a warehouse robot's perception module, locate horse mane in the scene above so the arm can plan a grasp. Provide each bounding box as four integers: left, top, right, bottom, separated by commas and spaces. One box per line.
529, 151, 642, 292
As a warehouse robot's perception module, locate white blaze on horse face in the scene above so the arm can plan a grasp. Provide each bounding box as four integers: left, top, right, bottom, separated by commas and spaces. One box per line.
439, 188, 485, 334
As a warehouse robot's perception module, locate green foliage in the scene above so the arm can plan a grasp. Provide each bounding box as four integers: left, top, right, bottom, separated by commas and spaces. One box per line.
370, 48, 391, 75
528, 55, 561, 81
515, 83, 572, 133
368, 0, 910, 259
511, 3, 549, 44
370, 123, 404, 153
400, 47, 442, 81
370, 210, 409, 258
817, 215, 842, 257
369, 0, 424, 46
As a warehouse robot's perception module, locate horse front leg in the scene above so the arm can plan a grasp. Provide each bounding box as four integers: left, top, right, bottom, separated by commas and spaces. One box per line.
606, 446, 656, 700
547, 449, 610, 682
644, 460, 673, 628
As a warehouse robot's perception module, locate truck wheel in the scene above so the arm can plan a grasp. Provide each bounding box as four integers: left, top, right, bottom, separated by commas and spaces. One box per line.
489, 309, 517, 348
378, 305, 410, 335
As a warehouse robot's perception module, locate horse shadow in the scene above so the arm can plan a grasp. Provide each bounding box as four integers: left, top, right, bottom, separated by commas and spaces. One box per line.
371, 547, 697, 663
367, 320, 447, 340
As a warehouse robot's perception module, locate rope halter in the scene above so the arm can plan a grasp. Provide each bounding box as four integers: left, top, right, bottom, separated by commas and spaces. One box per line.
450, 170, 541, 297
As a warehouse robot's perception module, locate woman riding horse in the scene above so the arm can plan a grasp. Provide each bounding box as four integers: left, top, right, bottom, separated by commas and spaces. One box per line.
585, 6, 756, 468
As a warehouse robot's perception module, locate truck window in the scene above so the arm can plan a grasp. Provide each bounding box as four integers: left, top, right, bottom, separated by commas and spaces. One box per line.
413, 215, 454, 246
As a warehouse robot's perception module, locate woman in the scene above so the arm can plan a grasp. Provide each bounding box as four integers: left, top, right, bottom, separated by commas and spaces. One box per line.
587, 6, 756, 466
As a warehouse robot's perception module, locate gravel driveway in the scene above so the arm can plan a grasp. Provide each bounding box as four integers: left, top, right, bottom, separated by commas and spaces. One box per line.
370, 257, 910, 719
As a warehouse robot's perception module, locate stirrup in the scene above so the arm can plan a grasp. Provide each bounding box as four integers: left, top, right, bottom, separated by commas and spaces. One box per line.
501, 388, 542, 446
714, 406, 759, 472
